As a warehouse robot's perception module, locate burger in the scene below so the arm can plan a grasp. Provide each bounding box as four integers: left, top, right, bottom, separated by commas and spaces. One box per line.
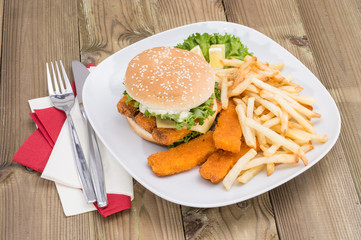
117, 46, 220, 147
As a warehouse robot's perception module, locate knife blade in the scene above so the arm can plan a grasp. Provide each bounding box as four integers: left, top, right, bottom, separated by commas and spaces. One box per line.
72, 61, 108, 207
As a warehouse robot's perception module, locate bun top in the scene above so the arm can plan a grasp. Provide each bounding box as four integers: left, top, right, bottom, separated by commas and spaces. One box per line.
124, 46, 215, 112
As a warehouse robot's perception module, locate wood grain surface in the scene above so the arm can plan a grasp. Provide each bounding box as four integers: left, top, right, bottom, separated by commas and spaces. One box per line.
0, 0, 360, 239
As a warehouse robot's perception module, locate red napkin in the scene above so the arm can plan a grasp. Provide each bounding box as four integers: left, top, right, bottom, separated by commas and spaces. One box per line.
13, 66, 131, 217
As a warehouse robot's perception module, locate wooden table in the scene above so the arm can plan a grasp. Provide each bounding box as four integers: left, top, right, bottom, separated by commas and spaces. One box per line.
1, 0, 360, 239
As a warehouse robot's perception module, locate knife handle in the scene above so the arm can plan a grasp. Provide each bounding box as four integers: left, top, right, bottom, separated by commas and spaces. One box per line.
82, 111, 108, 207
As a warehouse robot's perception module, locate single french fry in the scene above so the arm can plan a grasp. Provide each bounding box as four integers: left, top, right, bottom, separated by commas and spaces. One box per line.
273, 94, 315, 134
267, 163, 275, 176
223, 149, 257, 191
293, 139, 312, 146
247, 97, 256, 143
253, 67, 279, 78
247, 97, 255, 119
259, 90, 274, 99
247, 92, 282, 117
301, 144, 314, 153
236, 104, 257, 148
286, 93, 317, 106
246, 84, 260, 94
242, 96, 249, 104
229, 77, 253, 97
233, 97, 246, 108
221, 76, 229, 109
232, 65, 252, 88
274, 150, 293, 155
281, 74, 293, 84
271, 125, 312, 144
288, 100, 321, 119
291, 128, 328, 143
263, 117, 280, 128
254, 116, 267, 147
254, 105, 265, 116
263, 144, 281, 157
298, 148, 308, 165
272, 74, 286, 83
244, 154, 298, 170
237, 165, 264, 184
279, 85, 304, 93
220, 58, 244, 67
245, 118, 302, 155
288, 121, 304, 130
281, 111, 289, 136
269, 63, 285, 70
242, 56, 257, 69
260, 112, 275, 122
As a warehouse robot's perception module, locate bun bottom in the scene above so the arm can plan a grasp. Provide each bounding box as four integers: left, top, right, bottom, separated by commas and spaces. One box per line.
126, 117, 160, 144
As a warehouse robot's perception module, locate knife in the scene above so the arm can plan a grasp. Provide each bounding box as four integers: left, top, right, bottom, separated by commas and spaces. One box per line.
72, 61, 108, 207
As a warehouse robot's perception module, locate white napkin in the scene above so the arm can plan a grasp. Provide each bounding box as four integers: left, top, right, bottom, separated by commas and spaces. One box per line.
28, 95, 133, 216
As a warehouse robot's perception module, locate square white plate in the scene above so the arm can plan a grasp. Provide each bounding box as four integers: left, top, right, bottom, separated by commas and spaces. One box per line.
83, 21, 341, 207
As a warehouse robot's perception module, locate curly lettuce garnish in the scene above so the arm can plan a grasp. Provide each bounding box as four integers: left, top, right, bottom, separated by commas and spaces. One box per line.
175, 33, 253, 62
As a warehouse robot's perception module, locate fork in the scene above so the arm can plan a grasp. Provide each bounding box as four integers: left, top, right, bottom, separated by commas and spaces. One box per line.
46, 60, 96, 203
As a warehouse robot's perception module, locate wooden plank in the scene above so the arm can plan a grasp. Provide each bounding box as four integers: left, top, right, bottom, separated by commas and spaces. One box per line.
0, 0, 3, 59
78, 1, 279, 239
182, 193, 278, 239
0, 0, 90, 239
223, 0, 361, 239
296, 0, 361, 198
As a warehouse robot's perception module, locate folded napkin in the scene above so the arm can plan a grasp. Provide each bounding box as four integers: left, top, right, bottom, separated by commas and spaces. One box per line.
13, 65, 133, 217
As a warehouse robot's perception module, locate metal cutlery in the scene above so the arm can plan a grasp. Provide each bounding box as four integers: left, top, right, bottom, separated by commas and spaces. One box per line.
46, 60, 96, 203
72, 61, 108, 207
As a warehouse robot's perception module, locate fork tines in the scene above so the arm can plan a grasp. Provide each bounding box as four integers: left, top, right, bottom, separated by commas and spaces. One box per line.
46, 60, 72, 95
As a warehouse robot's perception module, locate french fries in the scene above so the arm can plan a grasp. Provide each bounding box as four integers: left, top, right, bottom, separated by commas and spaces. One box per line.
243, 154, 299, 170
236, 104, 257, 149
212, 54, 328, 190
229, 77, 253, 97
237, 165, 264, 184
222, 149, 257, 191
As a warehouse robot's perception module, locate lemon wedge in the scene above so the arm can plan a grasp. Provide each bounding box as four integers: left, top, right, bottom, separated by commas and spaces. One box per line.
209, 44, 225, 69
190, 45, 205, 59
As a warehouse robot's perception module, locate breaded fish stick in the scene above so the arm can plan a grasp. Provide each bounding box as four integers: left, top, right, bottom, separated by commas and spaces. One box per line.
148, 131, 217, 176
199, 145, 250, 183
213, 101, 242, 152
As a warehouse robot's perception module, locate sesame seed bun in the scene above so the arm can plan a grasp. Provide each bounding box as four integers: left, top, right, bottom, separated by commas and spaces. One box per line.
124, 46, 215, 112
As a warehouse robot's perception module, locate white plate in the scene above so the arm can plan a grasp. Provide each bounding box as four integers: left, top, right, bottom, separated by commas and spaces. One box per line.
83, 21, 341, 207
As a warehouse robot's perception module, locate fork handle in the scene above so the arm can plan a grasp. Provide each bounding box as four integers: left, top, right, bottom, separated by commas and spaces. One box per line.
66, 112, 96, 203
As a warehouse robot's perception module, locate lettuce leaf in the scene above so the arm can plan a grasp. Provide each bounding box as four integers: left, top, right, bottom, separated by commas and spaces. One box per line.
123, 90, 140, 108
175, 33, 252, 62
214, 82, 221, 100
